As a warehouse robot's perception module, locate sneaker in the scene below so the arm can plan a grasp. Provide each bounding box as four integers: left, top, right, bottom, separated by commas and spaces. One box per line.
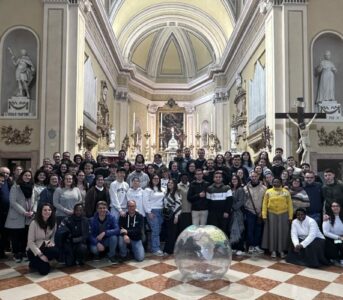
236, 250, 244, 256
280, 252, 286, 259
108, 256, 119, 264
152, 250, 165, 257
254, 246, 264, 254
271, 251, 277, 258
14, 257, 22, 263
340, 260, 343, 266
248, 246, 254, 254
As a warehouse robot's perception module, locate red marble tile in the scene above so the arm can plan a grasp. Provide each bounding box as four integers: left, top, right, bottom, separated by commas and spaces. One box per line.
101, 264, 137, 275
286, 275, 330, 291
189, 279, 231, 292
257, 293, 292, 300
138, 275, 181, 292
334, 274, 343, 285
88, 275, 131, 291
321, 265, 343, 274
15, 265, 34, 275
268, 262, 304, 274
144, 263, 177, 274
83, 294, 118, 300
38, 275, 82, 292
0, 262, 10, 270
25, 294, 60, 300
230, 262, 263, 274
200, 293, 235, 300
238, 275, 280, 291
141, 293, 176, 300
60, 264, 95, 274
314, 293, 343, 300
0, 275, 32, 290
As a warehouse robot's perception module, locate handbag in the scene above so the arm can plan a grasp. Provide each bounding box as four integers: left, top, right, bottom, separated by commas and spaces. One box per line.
246, 186, 263, 224
162, 195, 174, 221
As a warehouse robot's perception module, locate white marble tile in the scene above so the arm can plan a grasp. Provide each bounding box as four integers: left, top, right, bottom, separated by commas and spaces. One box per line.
117, 268, 157, 282
127, 258, 160, 268
224, 269, 250, 282
163, 269, 190, 282
270, 283, 320, 300
71, 269, 113, 282
242, 258, 276, 268
216, 283, 265, 300
162, 283, 211, 300
0, 283, 47, 300
107, 283, 156, 300
298, 268, 339, 282
254, 268, 294, 282
0, 268, 21, 280
322, 282, 343, 297
25, 269, 66, 282
52, 283, 102, 300
163, 258, 177, 266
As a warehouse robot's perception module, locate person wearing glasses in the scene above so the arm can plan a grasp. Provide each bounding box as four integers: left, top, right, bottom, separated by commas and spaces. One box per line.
303, 171, 324, 225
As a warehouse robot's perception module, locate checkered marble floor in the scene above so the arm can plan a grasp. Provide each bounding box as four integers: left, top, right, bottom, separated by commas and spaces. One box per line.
0, 254, 342, 300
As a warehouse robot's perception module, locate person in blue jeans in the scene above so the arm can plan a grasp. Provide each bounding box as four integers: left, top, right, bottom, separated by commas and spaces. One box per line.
89, 201, 119, 264
118, 200, 145, 262
144, 175, 165, 256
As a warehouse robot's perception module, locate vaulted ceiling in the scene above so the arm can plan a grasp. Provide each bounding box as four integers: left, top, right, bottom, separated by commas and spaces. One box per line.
108, 0, 237, 84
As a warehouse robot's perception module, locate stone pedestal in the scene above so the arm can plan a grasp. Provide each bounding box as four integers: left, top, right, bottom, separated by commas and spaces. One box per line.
319, 100, 342, 120
6, 97, 31, 117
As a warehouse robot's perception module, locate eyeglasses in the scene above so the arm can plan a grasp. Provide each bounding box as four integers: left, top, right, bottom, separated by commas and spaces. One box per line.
331, 205, 340, 207
305, 177, 314, 179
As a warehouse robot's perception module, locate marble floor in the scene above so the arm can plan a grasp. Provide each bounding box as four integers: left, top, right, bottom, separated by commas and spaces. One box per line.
0, 254, 342, 300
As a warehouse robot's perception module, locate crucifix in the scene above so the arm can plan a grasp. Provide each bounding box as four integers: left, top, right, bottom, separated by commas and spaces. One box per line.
275, 97, 326, 165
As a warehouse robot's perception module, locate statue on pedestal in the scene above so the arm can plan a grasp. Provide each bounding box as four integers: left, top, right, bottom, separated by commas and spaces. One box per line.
166, 127, 179, 151
8, 48, 35, 98
315, 50, 337, 104
108, 128, 116, 152
97, 81, 110, 137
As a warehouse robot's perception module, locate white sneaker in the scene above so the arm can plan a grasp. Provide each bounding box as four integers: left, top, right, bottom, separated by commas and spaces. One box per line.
280, 251, 286, 259
248, 246, 254, 254
236, 250, 244, 256
254, 246, 264, 254
340, 260, 343, 266
271, 251, 277, 258
153, 250, 165, 257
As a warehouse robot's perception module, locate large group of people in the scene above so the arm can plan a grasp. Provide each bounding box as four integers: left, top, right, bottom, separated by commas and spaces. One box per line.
0, 147, 343, 275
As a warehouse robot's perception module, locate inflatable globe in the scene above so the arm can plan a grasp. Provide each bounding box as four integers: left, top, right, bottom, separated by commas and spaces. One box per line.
174, 225, 232, 281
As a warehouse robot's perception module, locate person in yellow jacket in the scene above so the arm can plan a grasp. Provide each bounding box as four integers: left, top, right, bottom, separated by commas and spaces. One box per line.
261, 178, 293, 258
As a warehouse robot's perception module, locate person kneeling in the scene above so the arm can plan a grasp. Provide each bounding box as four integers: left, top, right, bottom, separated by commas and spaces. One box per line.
56, 203, 90, 266
286, 208, 330, 268
26, 203, 59, 275
118, 200, 145, 262
90, 201, 119, 264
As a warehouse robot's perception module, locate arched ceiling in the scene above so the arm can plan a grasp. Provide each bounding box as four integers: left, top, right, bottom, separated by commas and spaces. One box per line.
109, 0, 236, 84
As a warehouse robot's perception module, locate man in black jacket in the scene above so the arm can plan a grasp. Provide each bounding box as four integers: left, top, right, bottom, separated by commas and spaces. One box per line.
56, 203, 90, 266
206, 171, 233, 232
118, 200, 145, 262
187, 169, 209, 225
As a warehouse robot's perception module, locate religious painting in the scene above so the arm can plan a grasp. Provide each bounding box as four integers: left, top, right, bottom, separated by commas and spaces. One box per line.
158, 111, 185, 150
317, 159, 343, 181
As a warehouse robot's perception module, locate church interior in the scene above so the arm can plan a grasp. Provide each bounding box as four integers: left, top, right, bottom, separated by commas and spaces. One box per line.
0, 0, 343, 299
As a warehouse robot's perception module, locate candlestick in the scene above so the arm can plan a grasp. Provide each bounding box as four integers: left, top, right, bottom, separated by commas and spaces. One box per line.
146, 113, 149, 132
196, 113, 199, 132
210, 114, 213, 132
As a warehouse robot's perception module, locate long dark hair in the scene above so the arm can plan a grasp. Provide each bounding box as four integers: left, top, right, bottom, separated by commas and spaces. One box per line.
166, 179, 178, 199
17, 170, 33, 185
33, 170, 49, 185
241, 151, 253, 167
61, 173, 76, 188
327, 202, 343, 226
230, 175, 242, 190
35, 203, 56, 229
149, 174, 162, 192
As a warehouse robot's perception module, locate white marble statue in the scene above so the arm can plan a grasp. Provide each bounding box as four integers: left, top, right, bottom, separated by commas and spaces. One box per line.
287, 113, 317, 165
166, 127, 178, 151
8, 48, 35, 98
108, 128, 116, 151
315, 50, 337, 104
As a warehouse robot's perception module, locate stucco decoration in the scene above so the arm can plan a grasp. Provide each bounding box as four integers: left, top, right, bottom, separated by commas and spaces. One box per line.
317, 126, 343, 147
1, 125, 33, 145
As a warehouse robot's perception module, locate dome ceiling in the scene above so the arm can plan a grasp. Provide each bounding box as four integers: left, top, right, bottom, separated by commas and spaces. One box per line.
109, 0, 236, 84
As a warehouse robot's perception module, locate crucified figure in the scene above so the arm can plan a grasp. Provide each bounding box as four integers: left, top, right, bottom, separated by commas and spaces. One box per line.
287, 113, 317, 165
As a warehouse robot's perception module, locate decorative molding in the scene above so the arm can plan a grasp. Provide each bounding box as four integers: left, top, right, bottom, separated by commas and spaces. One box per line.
317, 127, 343, 147
1, 125, 33, 145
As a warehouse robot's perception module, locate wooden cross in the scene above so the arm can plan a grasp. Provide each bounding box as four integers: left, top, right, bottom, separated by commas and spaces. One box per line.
275, 97, 326, 125
275, 97, 326, 164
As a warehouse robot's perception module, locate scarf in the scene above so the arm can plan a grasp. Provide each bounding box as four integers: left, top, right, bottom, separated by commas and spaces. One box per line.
19, 182, 33, 199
